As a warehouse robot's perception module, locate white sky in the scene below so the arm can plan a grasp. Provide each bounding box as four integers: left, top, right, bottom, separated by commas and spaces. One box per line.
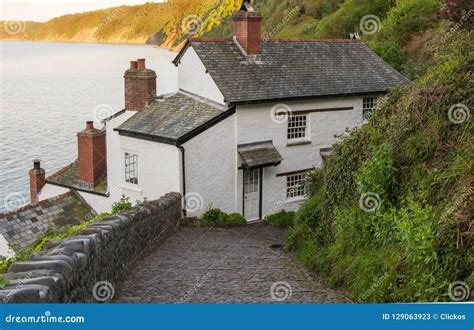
1, 0, 163, 22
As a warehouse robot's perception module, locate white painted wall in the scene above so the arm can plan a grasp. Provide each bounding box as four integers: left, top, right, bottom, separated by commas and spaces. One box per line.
103, 96, 366, 220
106, 111, 136, 205
183, 113, 237, 217
0, 234, 14, 258
39, 109, 182, 214
236, 97, 364, 216
178, 46, 226, 105
112, 135, 181, 203
175, 96, 366, 219
39, 183, 70, 201
77, 191, 112, 215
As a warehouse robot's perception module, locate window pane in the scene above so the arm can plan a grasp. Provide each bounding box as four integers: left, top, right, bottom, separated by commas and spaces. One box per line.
363, 97, 378, 120
286, 173, 306, 198
287, 115, 307, 140
125, 152, 138, 185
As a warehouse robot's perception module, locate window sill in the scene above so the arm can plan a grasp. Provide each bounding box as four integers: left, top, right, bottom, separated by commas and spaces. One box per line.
287, 140, 311, 147
286, 196, 307, 204
121, 184, 143, 194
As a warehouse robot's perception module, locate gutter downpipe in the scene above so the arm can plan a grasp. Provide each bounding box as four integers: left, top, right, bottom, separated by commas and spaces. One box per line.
178, 144, 187, 217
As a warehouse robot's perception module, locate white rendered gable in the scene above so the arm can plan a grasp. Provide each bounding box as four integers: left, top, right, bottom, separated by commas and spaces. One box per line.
178, 46, 226, 105
0, 234, 14, 258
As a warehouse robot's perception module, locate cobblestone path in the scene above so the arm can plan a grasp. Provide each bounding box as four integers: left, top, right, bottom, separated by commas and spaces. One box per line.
114, 224, 350, 303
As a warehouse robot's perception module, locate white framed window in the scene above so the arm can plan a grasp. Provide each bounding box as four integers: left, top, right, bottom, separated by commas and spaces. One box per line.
124, 152, 138, 185
363, 97, 378, 120
287, 114, 308, 140
286, 173, 305, 198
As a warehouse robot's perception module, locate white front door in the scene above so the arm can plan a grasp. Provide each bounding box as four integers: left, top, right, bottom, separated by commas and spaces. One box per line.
243, 169, 260, 221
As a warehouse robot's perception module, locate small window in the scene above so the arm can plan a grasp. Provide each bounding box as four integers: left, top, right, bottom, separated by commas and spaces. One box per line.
363, 97, 378, 120
286, 173, 305, 198
287, 115, 308, 140
124, 152, 138, 185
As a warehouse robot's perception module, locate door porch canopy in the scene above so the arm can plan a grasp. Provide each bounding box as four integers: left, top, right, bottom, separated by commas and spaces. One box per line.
238, 140, 283, 170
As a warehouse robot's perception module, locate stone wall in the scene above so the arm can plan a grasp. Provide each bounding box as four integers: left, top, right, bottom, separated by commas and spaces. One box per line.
0, 193, 181, 303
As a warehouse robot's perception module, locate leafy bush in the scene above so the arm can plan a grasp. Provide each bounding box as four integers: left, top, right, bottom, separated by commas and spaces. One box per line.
264, 210, 295, 228
356, 143, 397, 207
199, 208, 247, 227
33, 213, 111, 253
0, 276, 9, 289
226, 213, 247, 227
111, 195, 133, 214
303, 168, 324, 197
201, 208, 229, 224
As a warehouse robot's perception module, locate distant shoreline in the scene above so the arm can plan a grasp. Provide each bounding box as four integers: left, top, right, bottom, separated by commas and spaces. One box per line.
0, 38, 163, 47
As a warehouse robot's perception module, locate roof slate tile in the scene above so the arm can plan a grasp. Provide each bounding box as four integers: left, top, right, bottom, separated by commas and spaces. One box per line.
186, 39, 409, 104
0, 192, 94, 251
117, 92, 224, 141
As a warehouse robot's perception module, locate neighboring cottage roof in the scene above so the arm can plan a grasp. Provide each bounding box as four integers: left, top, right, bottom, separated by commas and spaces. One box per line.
238, 140, 283, 169
175, 39, 410, 104
0, 192, 94, 250
46, 161, 108, 196
116, 92, 231, 144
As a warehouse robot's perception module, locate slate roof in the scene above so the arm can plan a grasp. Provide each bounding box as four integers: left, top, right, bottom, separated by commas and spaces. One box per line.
175, 39, 410, 104
46, 161, 108, 195
0, 192, 94, 250
238, 141, 283, 169
320, 147, 333, 160
116, 92, 226, 142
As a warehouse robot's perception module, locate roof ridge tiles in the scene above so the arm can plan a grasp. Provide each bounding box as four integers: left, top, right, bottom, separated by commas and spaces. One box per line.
188, 38, 359, 43
265, 38, 360, 43
189, 38, 230, 42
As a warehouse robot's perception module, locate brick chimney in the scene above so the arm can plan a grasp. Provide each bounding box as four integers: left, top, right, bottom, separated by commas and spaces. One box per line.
29, 160, 45, 205
124, 58, 157, 111
233, 1, 262, 57
77, 121, 106, 188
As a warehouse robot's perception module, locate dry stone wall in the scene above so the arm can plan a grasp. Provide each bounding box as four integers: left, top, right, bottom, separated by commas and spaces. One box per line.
0, 193, 181, 303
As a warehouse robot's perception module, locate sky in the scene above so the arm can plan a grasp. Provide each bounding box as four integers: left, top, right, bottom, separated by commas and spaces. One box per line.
1, 0, 163, 22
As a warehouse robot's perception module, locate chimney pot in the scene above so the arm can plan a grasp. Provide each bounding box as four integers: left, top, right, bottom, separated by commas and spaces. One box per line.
33, 159, 41, 170
130, 61, 138, 70
137, 58, 146, 70
86, 121, 94, 130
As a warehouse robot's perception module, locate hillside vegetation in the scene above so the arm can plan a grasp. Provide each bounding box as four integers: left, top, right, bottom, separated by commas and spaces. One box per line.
0, 0, 239, 48
283, 0, 473, 302
0, 0, 459, 79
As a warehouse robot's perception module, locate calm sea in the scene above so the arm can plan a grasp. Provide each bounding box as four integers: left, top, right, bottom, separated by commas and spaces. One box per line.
0, 41, 178, 212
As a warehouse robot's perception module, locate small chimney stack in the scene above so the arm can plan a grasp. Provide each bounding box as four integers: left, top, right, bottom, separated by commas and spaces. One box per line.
233, 1, 262, 57
77, 121, 106, 189
124, 58, 157, 111
29, 159, 45, 205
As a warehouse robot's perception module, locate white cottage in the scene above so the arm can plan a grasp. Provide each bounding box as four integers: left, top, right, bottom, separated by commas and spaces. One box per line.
32, 3, 409, 221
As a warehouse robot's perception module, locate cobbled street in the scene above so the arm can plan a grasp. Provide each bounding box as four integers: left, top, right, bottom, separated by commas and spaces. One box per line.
114, 224, 350, 303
